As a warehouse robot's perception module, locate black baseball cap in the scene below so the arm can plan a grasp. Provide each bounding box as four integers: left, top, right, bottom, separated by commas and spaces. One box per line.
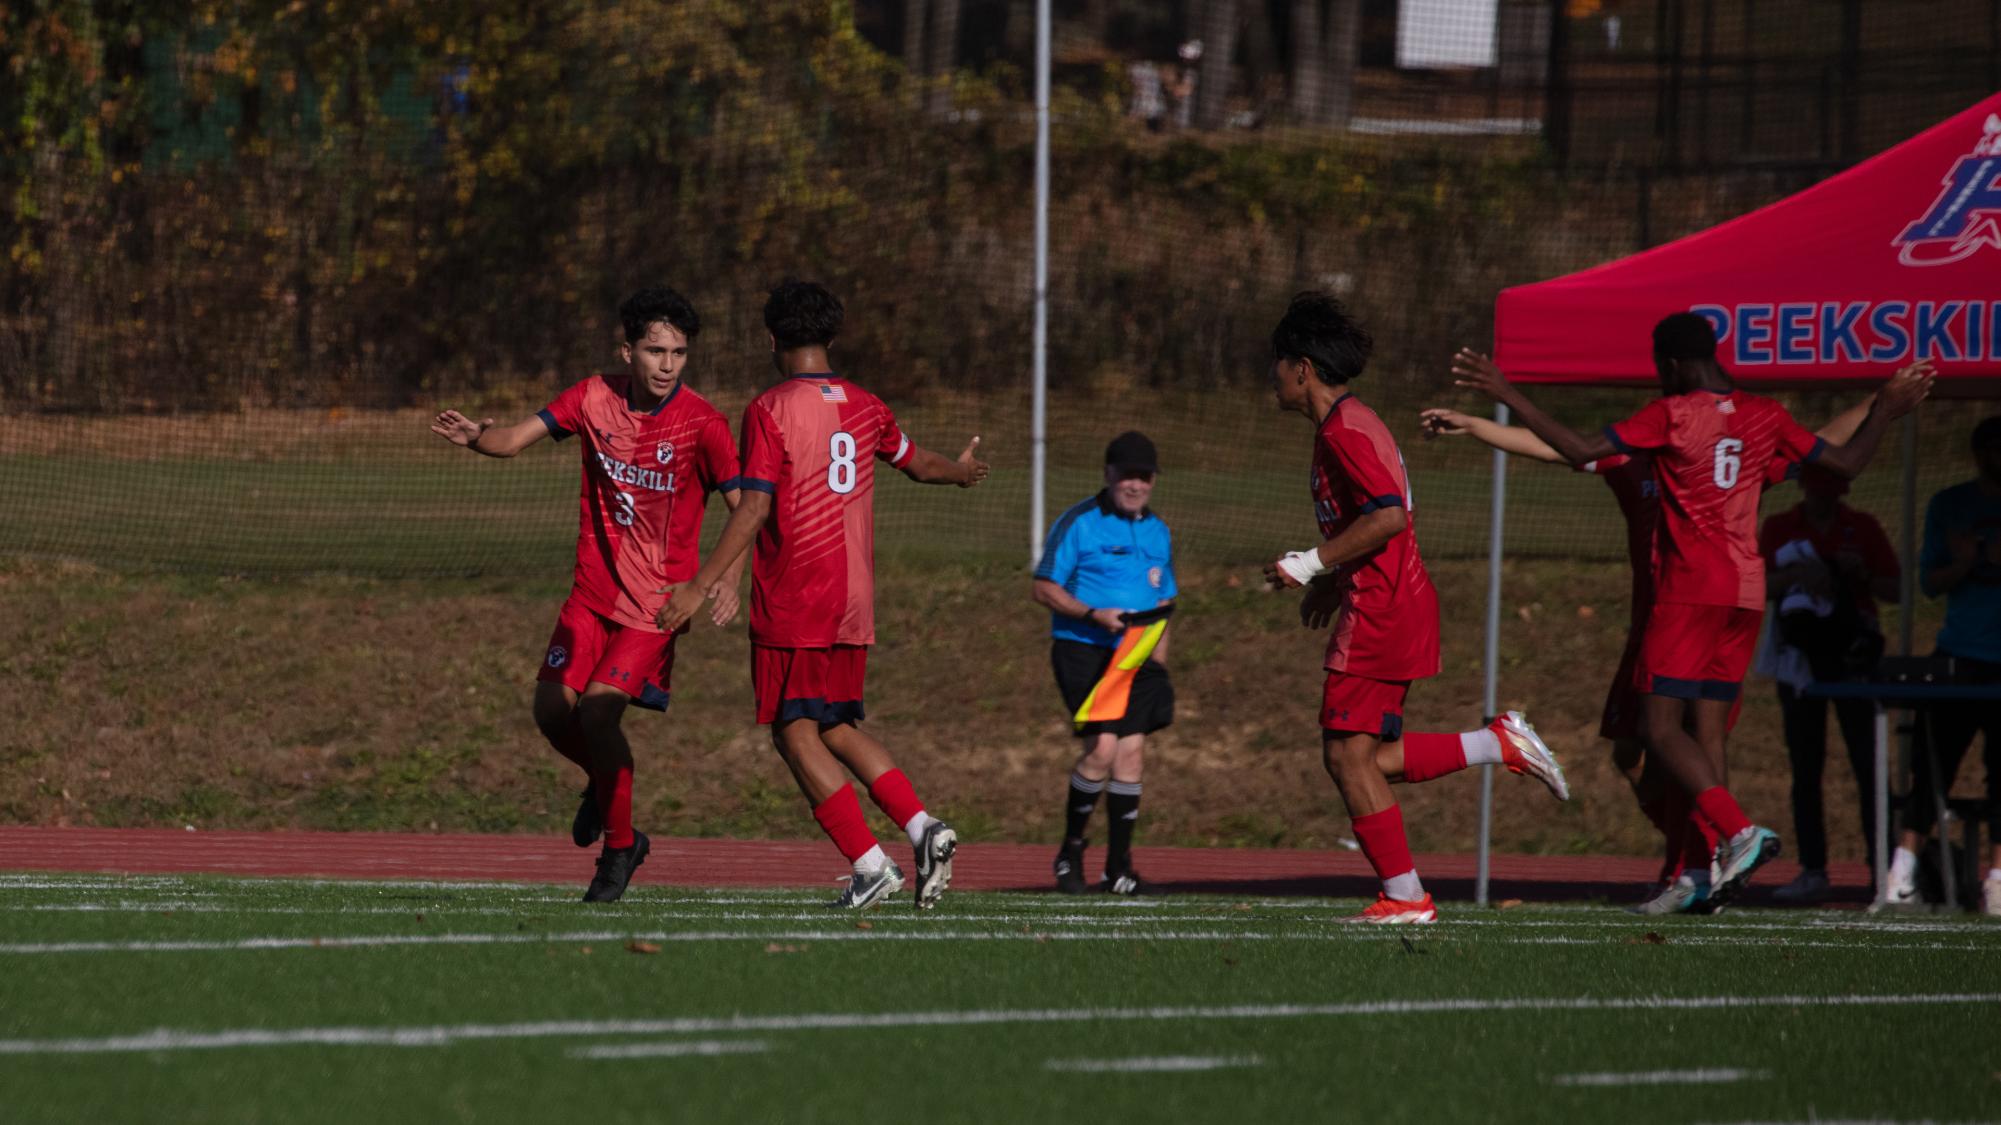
1973, 415, 2001, 451
1104, 431, 1159, 475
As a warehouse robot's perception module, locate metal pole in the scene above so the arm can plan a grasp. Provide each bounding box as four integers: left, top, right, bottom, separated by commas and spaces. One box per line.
1872, 705, 1889, 911
1028, 0, 1051, 569
1477, 402, 1509, 906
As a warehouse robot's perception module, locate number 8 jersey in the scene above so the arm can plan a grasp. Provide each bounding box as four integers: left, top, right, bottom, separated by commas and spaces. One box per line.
1605, 389, 1826, 611
736, 373, 915, 647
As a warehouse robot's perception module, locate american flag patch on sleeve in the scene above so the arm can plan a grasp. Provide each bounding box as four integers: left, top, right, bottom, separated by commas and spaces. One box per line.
818, 383, 848, 403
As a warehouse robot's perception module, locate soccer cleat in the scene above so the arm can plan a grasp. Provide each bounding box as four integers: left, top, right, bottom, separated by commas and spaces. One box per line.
1884, 862, 1921, 907
831, 861, 906, 910
1711, 825, 1782, 903
1772, 867, 1831, 906
1493, 711, 1568, 801
1102, 869, 1155, 896
582, 830, 650, 903
1338, 892, 1438, 924
913, 820, 958, 910
1629, 874, 1716, 915
1053, 848, 1089, 895
1983, 874, 2001, 918
571, 786, 602, 849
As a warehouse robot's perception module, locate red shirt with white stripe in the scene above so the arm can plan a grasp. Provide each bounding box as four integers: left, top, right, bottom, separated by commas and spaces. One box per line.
1605, 390, 1825, 610
537, 375, 740, 632
737, 374, 914, 647
1310, 393, 1440, 682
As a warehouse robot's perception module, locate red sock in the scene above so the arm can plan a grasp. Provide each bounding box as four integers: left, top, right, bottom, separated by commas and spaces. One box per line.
1693, 785, 1751, 841
865, 769, 925, 829
593, 766, 634, 849
1350, 804, 1417, 882
1398, 732, 1468, 783
812, 784, 879, 863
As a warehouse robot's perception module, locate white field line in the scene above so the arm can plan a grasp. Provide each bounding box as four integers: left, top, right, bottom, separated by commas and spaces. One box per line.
568, 1039, 769, 1060
1046, 1054, 1262, 1073
0, 992, 1993, 1057
1554, 1067, 1769, 1086
0, 928, 1992, 956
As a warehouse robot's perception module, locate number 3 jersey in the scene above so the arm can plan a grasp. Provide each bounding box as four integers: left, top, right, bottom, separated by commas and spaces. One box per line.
537, 375, 741, 633
1605, 389, 1825, 611
737, 374, 915, 648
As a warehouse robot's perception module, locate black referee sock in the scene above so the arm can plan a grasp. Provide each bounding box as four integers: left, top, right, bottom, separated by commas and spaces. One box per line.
1105, 779, 1142, 874
1062, 772, 1105, 852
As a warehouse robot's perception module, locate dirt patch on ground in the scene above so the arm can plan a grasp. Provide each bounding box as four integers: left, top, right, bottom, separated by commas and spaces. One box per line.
0, 554, 1919, 864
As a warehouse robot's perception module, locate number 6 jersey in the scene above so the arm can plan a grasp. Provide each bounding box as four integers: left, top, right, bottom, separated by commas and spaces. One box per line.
537, 375, 741, 632
1604, 389, 1826, 611
736, 373, 915, 648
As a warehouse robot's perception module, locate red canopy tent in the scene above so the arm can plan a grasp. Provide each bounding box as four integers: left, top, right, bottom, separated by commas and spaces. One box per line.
1462, 93, 2001, 906
1497, 91, 2001, 397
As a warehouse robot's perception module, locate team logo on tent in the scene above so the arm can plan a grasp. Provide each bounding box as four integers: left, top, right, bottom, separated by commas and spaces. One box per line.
1893, 113, 2001, 267
656, 441, 674, 464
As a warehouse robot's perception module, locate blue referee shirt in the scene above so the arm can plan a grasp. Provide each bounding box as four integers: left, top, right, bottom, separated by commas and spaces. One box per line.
1035, 490, 1177, 647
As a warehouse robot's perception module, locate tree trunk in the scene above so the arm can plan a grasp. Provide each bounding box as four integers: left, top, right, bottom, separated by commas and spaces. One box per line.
1244, 0, 1281, 98
903, 0, 927, 75
1195, 0, 1240, 129
1290, 0, 1326, 122
926, 0, 961, 115
1325, 0, 1360, 127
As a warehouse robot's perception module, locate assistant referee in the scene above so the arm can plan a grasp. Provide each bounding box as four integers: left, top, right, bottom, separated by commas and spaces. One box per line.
1031, 431, 1176, 894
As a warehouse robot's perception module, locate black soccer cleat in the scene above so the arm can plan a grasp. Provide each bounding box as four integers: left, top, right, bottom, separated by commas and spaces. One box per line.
583, 830, 650, 903
571, 785, 602, 849
1053, 848, 1089, 895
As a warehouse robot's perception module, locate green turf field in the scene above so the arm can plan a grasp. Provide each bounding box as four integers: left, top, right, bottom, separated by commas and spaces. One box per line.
2, 874, 1996, 1123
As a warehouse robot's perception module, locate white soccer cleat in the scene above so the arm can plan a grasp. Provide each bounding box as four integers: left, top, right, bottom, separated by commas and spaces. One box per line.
1494, 710, 1569, 801
831, 861, 906, 910
1983, 874, 2001, 918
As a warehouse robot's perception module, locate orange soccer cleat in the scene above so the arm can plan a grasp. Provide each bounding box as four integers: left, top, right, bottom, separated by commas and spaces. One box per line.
1339, 892, 1438, 925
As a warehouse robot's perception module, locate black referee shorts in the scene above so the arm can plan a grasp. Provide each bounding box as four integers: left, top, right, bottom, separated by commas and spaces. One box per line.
1051, 639, 1175, 740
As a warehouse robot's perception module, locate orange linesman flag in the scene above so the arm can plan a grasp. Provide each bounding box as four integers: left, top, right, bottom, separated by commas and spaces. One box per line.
1071, 606, 1174, 731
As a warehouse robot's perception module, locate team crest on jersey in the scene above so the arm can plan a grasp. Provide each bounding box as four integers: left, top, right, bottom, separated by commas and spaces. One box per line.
546, 645, 569, 669
1148, 567, 1163, 588
656, 441, 675, 464
1894, 113, 2001, 267
1715, 398, 1736, 414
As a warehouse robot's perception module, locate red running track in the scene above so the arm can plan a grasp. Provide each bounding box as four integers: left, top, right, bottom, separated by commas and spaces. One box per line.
0, 827, 1873, 905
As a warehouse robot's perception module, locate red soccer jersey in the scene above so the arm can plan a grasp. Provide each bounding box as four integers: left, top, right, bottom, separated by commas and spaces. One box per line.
737, 374, 915, 647
1310, 393, 1441, 681
538, 376, 740, 632
1605, 389, 1825, 610
1758, 503, 1900, 621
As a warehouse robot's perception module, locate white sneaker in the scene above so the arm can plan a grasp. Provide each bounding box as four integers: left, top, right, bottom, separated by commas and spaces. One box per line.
1493, 711, 1569, 801
1983, 875, 2001, 918
1772, 868, 1830, 905
1884, 866, 1921, 906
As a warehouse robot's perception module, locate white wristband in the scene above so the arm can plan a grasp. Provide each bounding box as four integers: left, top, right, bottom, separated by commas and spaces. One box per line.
1277, 549, 1330, 586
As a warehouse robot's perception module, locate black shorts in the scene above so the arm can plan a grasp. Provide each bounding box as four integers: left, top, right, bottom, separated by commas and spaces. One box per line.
1051, 639, 1174, 739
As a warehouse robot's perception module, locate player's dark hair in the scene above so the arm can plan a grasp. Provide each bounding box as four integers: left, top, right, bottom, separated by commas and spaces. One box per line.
1652, 312, 1718, 361
1271, 291, 1373, 386
764, 279, 844, 350
1973, 415, 2001, 452
620, 287, 701, 344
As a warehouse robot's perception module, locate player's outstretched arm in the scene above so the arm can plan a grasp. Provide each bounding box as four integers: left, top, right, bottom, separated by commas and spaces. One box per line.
1419, 408, 1566, 463
901, 436, 990, 487
1812, 362, 1935, 478
1450, 348, 1612, 466
429, 410, 551, 459
658, 490, 770, 632
1814, 360, 1933, 445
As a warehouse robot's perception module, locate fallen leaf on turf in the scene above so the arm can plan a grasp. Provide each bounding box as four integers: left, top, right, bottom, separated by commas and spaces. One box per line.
1628, 931, 1668, 945
854, 921, 873, 931
414, 913, 425, 924
764, 943, 805, 954
1495, 898, 1524, 910
625, 941, 661, 955
579, 946, 593, 955
1234, 903, 1254, 912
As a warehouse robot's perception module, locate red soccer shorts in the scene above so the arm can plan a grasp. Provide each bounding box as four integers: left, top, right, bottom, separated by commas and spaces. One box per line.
753, 644, 869, 726
1636, 603, 1762, 703
1320, 672, 1410, 740
1605, 626, 1745, 739
536, 597, 677, 711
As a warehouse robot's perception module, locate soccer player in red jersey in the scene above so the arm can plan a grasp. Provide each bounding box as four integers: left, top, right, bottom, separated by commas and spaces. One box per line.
659, 280, 990, 910
430, 287, 745, 903
1423, 358, 1904, 912
1262, 293, 1569, 926
1457, 312, 1932, 905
